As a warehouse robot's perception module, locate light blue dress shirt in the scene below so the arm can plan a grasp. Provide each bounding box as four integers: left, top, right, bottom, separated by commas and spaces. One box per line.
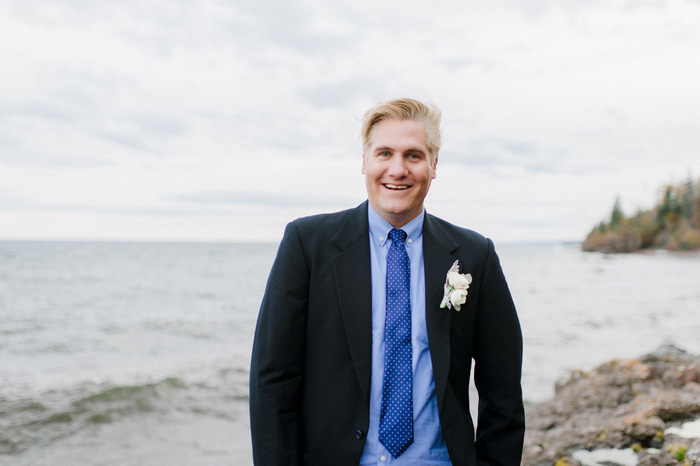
359, 204, 451, 465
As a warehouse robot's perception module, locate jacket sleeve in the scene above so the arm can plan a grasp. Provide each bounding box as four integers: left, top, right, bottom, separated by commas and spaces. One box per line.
473, 239, 525, 465
249, 222, 309, 466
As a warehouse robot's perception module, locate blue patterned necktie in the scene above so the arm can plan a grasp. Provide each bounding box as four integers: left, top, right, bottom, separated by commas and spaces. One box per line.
379, 228, 414, 458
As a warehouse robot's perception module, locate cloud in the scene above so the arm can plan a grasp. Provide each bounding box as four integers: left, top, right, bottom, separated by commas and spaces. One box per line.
166, 189, 356, 210
1, 0, 699, 242
442, 138, 571, 174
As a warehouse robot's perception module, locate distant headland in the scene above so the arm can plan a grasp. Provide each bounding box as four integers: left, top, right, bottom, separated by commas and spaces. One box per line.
583, 177, 700, 253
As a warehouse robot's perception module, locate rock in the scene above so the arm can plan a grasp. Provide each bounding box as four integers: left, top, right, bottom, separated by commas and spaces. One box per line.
523, 345, 700, 465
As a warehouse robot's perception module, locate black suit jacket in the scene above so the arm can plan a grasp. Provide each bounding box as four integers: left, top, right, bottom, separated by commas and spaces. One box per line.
250, 202, 524, 465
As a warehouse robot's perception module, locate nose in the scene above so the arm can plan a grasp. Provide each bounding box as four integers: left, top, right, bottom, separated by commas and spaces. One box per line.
387, 155, 408, 178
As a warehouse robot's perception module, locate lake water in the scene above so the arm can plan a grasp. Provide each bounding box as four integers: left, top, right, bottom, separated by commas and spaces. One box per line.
1, 240, 699, 465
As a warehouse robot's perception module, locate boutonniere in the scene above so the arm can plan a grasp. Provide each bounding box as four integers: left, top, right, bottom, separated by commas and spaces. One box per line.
440, 260, 472, 311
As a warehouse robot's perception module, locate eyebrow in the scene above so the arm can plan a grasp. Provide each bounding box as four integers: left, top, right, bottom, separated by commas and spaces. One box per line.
373, 146, 427, 155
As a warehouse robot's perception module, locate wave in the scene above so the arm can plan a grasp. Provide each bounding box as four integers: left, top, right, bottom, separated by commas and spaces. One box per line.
0, 377, 188, 456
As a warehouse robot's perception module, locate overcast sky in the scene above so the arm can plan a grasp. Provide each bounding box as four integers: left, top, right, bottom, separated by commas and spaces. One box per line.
2, 0, 699, 243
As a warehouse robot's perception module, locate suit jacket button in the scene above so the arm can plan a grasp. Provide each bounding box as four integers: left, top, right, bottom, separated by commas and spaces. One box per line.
355, 429, 364, 439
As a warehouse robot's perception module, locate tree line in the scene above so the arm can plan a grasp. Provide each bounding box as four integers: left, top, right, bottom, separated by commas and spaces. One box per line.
582, 176, 700, 253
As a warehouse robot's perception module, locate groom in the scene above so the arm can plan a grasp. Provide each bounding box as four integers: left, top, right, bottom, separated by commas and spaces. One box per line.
249, 98, 524, 465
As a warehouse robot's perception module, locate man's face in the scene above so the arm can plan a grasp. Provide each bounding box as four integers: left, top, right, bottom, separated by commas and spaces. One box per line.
362, 118, 437, 228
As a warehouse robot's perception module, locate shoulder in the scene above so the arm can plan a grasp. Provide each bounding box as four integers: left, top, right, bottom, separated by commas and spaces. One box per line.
425, 213, 508, 285
282, 202, 368, 251
425, 212, 492, 251
290, 205, 360, 233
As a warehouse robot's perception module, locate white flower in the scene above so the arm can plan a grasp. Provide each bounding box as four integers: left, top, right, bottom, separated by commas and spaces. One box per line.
447, 271, 472, 289
439, 260, 472, 311
449, 288, 468, 308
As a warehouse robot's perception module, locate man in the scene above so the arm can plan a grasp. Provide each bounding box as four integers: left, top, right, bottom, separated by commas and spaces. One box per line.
250, 98, 524, 465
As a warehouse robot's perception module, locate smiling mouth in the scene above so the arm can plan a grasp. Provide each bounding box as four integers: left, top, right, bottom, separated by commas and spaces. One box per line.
384, 183, 410, 190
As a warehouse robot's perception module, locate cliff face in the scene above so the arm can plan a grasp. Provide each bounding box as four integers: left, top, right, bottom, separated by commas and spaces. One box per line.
583, 179, 700, 253
523, 345, 700, 465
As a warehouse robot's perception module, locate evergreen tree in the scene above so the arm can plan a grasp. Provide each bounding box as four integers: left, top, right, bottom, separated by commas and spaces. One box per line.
682, 175, 695, 220
657, 186, 676, 226
610, 197, 623, 229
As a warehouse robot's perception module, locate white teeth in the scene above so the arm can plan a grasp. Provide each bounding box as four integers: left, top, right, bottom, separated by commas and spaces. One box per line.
385, 184, 409, 190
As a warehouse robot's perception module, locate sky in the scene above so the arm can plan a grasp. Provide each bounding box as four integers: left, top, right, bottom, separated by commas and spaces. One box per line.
1, 0, 699, 244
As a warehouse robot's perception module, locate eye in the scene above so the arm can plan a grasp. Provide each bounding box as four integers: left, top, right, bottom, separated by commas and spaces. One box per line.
378, 151, 391, 158
407, 153, 423, 160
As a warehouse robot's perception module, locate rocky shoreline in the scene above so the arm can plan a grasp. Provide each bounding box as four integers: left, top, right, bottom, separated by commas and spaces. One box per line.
523, 345, 700, 465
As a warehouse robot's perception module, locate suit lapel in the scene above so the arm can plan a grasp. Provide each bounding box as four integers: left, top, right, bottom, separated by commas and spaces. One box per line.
331, 202, 373, 400
423, 214, 460, 409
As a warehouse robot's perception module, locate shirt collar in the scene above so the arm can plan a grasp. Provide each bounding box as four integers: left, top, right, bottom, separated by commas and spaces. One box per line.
367, 203, 424, 247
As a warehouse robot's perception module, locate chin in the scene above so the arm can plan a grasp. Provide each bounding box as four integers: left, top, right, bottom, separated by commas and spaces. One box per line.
381, 204, 410, 216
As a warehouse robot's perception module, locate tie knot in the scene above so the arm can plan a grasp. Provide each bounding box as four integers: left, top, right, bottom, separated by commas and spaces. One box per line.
389, 228, 407, 245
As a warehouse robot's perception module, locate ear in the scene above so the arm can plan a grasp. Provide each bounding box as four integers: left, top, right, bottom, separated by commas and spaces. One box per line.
361, 153, 367, 174
431, 153, 438, 179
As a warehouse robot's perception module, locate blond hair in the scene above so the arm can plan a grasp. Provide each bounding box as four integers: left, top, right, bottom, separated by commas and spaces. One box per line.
361, 98, 442, 162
